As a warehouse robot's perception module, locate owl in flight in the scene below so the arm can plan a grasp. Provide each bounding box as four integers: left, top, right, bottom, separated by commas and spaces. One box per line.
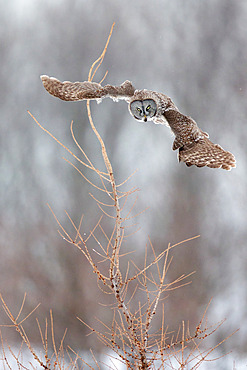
40, 75, 236, 170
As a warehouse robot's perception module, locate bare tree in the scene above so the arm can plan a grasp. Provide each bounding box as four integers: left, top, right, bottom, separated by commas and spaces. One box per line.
0, 25, 237, 369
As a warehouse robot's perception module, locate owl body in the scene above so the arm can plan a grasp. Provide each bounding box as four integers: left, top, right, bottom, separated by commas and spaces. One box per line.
40, 75, 236, 171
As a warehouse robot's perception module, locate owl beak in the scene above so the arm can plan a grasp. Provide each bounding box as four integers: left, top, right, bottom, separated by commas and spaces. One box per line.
143, 115, 147, 122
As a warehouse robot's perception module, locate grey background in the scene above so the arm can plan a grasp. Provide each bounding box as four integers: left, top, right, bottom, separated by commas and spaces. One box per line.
0, 0, 246, 365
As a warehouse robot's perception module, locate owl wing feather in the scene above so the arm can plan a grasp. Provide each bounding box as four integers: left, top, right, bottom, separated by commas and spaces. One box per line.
40, 75, 135, 102
163, 109, 236, 170
178, 139, 236, 170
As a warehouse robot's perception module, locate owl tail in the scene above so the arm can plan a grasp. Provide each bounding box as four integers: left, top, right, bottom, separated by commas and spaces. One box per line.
178, 137, 236, 170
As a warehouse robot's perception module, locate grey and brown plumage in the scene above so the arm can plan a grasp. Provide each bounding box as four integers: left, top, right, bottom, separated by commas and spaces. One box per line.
40, 75, 236, 171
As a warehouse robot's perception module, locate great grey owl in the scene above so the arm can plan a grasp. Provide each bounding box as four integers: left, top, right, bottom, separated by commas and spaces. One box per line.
40, 75, 236, 170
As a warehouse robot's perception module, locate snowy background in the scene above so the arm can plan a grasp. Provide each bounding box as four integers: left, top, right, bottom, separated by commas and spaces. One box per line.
0, 0, 246, 367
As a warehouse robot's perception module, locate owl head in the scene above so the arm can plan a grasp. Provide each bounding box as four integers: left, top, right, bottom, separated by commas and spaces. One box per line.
129, 99, 157, 122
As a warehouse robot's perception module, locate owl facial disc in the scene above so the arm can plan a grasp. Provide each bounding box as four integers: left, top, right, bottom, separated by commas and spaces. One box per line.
130, 99, 157, 122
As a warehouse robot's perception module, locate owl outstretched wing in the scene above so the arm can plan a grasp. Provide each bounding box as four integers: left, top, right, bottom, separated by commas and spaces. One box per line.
178, 138, 236, 170
164, 109, 236, 170
40, 75, 135, 102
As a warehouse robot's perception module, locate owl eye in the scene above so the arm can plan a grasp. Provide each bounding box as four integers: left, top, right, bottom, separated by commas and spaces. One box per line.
146, 105, 151, 111
137, 107, 142, 112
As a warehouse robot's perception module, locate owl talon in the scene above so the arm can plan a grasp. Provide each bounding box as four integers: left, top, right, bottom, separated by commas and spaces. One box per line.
172, 137, 183, 150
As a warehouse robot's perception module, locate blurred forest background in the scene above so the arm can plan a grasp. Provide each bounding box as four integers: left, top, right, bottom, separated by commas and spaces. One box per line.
0, 0, 246, 366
